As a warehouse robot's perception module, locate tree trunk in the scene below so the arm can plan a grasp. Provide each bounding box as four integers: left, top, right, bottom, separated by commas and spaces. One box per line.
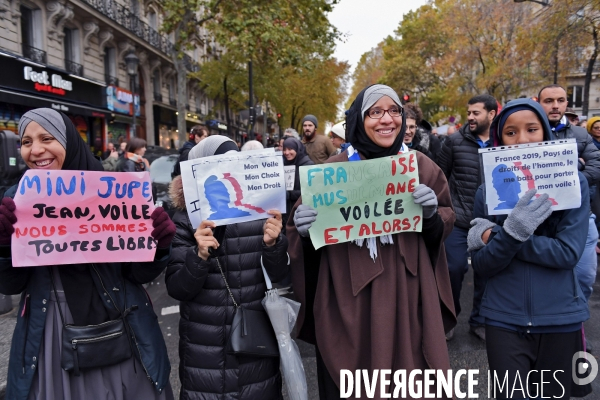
175, 57, 187, 147
173, 21, 188, 148
553, 37, 559, 85
223, 77, 233, 140
583, 26, 599, 117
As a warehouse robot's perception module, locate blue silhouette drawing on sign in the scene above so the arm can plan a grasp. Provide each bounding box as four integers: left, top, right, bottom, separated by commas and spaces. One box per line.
492, 164, 521, 210
204, 175, 251, 220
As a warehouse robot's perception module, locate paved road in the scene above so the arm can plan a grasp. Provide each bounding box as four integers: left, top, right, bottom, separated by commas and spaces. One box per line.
151, 263, 600, 400
1, 263, 599, 399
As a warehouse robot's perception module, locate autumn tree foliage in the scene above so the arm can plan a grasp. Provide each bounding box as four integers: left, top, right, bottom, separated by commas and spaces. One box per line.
350, 0, 600, 122
161, 0, 344, 141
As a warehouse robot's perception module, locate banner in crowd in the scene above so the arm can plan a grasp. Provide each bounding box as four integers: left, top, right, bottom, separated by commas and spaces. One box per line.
299, 152, 422, 249
479, 139, 580, 215
180, 148, 286, 227
12, 170, 156, 267
284, 166, 296, 191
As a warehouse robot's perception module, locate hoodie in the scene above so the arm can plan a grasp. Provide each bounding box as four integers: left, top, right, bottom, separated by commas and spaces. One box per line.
472, 98, 590, 330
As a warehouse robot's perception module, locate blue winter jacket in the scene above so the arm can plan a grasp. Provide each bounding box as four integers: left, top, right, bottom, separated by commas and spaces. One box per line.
471, 173, 590, 328
0, 186, 171, 400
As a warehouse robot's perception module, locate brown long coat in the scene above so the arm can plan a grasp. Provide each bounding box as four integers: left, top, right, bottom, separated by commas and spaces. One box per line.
287, 151, 457, 399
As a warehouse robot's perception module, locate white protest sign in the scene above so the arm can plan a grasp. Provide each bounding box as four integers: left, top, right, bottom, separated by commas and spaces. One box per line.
284, 166, 296, 190
180, 148, 285, 227
479, 139, 580, 216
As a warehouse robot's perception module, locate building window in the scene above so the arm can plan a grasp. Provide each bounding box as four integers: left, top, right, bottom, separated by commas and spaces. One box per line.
148, 11, 157, 30
20, 6, 45, 63
168, 77, 175, 105
153, 69, 161, 101
64, 28, 83, 76
104, 47, 118, 85
130, 0, 139, 16
568, 85, 583, 108
195, 94, 202, 114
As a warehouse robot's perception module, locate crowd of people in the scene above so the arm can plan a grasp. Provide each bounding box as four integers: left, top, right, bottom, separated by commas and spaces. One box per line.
0, 81, 597, 399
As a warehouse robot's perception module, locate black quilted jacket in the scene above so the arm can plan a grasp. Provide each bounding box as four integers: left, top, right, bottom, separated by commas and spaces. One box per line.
166, 210, 288, 400
436, 125, 485, 229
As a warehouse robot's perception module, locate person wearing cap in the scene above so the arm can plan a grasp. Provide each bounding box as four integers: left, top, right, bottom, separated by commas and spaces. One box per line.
328, 121, 348, 154
538, 84, 600, 304
469, 99, 591, 399
565, 107, 580, 125
587, 116, 600, 254
165, 135, 288, 400
301, 114, 337, 164
587, 116, 600, 147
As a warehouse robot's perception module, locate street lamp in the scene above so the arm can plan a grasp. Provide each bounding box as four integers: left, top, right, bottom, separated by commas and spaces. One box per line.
124, 52, 139, 138
514, 0, 550, 6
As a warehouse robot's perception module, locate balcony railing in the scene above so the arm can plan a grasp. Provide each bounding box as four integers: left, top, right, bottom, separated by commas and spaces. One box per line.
22, 44, 47, 64
80, 0, 199, 73
183, 55, 200, 73
105, 74, 119, 86
573, 64, 600, 75
66, 60, 84, 76
154, 92, 162, 102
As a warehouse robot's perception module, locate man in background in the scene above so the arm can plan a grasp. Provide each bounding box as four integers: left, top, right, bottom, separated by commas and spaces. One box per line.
301, 114, 336, 164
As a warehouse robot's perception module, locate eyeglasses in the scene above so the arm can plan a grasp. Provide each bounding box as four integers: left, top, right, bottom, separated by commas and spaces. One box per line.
406, 125, 417, 131
367, 107, 402, 119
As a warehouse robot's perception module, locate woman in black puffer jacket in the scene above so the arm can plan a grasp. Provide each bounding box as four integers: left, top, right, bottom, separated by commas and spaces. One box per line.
165, 136, 288, 400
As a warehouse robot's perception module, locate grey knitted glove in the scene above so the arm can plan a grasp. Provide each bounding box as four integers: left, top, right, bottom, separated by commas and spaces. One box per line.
294, 204, 318, 237
412, 184, 438, 219
467, 218, 497, 252
503, 189, 552, 242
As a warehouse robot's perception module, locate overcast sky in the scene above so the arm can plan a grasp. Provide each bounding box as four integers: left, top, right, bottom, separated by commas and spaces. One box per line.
329, 0, 429, 72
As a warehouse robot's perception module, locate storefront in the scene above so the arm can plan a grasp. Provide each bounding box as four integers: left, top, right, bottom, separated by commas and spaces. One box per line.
153, 105, 178, 149
0, 53, 110, 157
106, 85, 140, 148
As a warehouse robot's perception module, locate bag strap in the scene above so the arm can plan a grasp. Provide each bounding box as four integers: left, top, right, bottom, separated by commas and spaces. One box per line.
214, 254, 275, 306
214, 257, 239, 308
260, 257, 272, 290
48, 265, 131, 327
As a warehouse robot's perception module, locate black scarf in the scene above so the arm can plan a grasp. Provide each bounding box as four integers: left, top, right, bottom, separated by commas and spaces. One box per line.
345, 85, 406, 159
55, 112, 109, 325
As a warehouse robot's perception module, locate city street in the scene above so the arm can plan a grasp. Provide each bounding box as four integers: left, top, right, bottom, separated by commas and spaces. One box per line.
1, 263, 599, 399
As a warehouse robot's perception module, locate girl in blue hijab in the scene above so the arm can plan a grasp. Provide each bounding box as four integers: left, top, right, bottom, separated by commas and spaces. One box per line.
468, 99, 591, 399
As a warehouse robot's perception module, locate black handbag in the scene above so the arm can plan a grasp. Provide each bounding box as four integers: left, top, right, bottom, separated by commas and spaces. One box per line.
213, 255, 279, 358
49, 267, 134, 376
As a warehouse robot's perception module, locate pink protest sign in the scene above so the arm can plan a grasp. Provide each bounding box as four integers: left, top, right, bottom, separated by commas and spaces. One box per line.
11, 170, 156, 267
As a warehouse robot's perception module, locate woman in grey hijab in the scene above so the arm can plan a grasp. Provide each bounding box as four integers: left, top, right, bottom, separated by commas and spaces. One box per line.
286, 85, 456, 399
0, 108, 175, 400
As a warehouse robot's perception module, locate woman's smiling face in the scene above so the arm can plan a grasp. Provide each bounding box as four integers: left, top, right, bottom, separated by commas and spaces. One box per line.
20, 121, 66, 170
364, 96, 403, 148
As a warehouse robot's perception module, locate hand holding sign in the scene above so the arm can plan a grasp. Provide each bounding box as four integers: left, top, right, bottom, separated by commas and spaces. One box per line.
263, 210, 282, 247
412, 184, 437, 219
195, 220, 219, 261
0, 197, 17, 245
150, 207, 176, 248
293, 204, 317, 238
503, 189, 552, 242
